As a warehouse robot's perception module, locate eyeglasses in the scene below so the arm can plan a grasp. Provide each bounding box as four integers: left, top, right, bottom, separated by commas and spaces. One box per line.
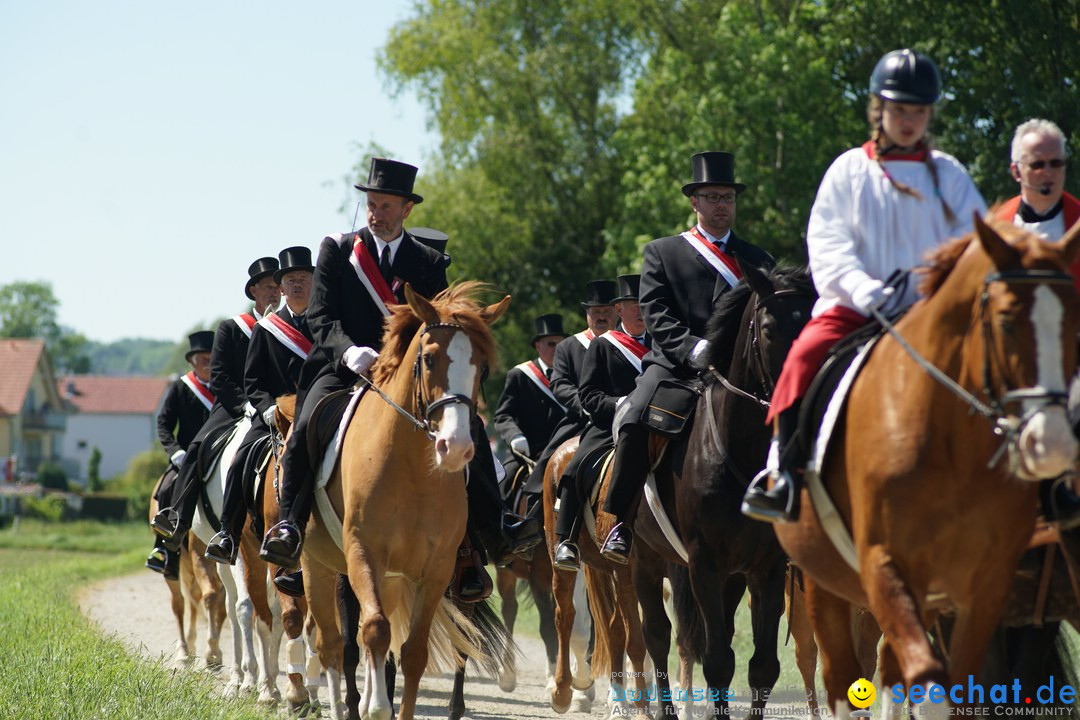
695, 192, 738, 205
1021, 159, 1066, 170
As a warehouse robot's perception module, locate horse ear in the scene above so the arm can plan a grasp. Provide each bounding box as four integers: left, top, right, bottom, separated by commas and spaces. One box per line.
478, 295, 512, 326
1058, 217, 1080, 267
404, 283, 440, 325
974, 212, 1021, 269
738, 258, 773, 299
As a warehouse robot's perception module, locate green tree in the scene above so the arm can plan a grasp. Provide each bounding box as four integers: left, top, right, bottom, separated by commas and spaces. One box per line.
0, 281, 91, 373
36, 462, 68, 492
87, 447, 103, 492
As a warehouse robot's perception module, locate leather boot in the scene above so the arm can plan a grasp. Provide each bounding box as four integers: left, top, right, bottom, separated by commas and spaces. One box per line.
741, 401, 803, 523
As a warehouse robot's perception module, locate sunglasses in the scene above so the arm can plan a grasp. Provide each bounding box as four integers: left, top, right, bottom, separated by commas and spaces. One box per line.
1022, 159, 1066, 170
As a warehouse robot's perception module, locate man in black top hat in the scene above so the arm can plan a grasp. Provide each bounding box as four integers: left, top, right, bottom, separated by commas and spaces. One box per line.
494, 314, 570, 494
145, 330, 218, 576
205, 246, 314, 565
520, 280, 618, 511
599, 151, 775, 564
259, 158, 540, 584
554, 275, 649, 570
149, 259, 282, 552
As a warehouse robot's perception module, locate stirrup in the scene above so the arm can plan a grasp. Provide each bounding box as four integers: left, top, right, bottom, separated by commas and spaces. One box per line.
150, 507, 180, 538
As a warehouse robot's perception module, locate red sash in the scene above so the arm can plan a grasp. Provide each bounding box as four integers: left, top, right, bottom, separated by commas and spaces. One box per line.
232, 313, 256, 339
515, 360, 563, 409
686, 226, 743, 283
180, 371, 215, 411
259, 313, 313, 359
602, 330, 648, 373
349, 237, 396, 317
574, 329, 595, 350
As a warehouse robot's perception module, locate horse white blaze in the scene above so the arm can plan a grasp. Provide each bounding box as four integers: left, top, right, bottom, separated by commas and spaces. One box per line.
433, 332, 476, 471
1017, 286, 1077, 479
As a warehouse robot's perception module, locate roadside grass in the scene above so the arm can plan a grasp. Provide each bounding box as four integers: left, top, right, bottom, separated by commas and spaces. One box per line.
0, 519, 277, 720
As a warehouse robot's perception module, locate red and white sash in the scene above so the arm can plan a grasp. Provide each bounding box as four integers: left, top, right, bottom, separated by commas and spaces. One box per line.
681, 226, 742, 289
573, 329, 595, 350
347, 235, 403, 318
259, 313, 313, 360
602, 330, 648, 374
180, 371, 215, 411
515, 360, 564, 409
232, 313, 256, 339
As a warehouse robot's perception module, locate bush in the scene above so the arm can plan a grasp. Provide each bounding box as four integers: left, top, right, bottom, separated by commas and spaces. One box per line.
36, 462, 69, 492
21, 495, 67, 522
106, 449, 168, 521
87, 447, 103, 492
80, 494, 128, 522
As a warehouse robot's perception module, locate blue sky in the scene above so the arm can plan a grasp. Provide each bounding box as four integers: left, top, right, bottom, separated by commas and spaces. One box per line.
0, 1, 435, 343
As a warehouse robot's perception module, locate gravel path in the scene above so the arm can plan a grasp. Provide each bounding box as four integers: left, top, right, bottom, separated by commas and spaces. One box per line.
79, 570, 609, 719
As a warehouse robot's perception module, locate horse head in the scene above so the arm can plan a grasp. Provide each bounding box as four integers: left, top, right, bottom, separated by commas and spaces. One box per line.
402, 282, 510, 472
969, 214, 1080, 480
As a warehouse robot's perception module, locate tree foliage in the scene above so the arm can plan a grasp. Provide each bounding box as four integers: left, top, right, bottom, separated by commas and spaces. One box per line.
0, 281, 91, 373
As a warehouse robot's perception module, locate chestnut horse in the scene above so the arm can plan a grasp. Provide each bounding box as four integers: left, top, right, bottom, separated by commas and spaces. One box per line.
302, 282, 511, 720
775, 217, 1080, 718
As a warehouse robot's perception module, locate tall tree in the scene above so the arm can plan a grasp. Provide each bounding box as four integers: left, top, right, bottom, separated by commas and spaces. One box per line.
0, 281, 91, 373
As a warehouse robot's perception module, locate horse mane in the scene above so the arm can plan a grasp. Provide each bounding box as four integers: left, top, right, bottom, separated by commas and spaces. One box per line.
704, 263, 814, 373
372, 281, 499, 386
918, 212, 1033, 297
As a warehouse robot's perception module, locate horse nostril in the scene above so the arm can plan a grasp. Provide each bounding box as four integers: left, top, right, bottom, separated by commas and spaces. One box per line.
463, 446, 475, 462
436, 438, 450, 456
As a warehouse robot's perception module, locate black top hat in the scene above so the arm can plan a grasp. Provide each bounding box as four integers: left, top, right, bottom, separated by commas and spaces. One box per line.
531, 314, 568, 345
274, 246, 314, 283
581, 280, 618, 308
682, 151, 747, 196
613, 274, 641, 303
354, 157, 424, 204
410, 227, 449, 254
245, 256, 279, 300
185, 331, 215, 362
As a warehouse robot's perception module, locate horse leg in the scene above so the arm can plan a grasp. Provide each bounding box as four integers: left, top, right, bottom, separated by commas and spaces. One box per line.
852, 605, 882, 679
274, 585, 313, 714
495, 565, 519, 692
746, 561, 785, 717
448, 600, 471, 720
878, 641, 905, 720
305, 561, 346, 720
688, 551, 740, 717
633, 552, 676, 718
805, 578, 869, 720
189, 541, 225, 670
342, 546, 392, 720
861, 545, 948, 716
550, 564, 579, 713
567, 564, 594, 711
167, 576, 189, 665
239, 536, 279, 706
336, 574, 363, 720
786, 570, 820, 715
396, 579, 449, 720
615, 565, 649, 715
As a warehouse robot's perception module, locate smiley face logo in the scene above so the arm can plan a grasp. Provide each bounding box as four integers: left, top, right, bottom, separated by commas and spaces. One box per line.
848, 677, 876, 709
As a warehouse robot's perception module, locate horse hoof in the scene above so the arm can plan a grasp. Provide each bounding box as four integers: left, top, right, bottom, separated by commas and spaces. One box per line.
571, 691, 592, 714
257, 690, 279, 707
497, 668, 517, 693
550, 689, 572, 714
222, 682, 240, 699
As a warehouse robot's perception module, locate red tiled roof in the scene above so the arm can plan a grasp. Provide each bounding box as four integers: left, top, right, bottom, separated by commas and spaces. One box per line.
58, 375, 169, 415
0, 339, 46, 416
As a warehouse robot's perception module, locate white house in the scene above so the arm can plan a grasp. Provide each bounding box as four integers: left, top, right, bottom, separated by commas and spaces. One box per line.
59, 375, 169, 485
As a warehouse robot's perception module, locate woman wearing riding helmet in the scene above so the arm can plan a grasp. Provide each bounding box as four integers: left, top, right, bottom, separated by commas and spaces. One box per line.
742, 48, 987, 523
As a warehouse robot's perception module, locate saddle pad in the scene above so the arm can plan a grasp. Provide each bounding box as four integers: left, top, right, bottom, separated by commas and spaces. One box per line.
803, 338, 878, 572
644, 471, 690, 564
581, 449, 617, 545
314, 387, 367, 551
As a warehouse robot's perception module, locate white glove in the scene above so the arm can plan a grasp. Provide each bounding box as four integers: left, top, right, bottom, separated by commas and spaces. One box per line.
243, 401, 257, 419
342, 345, 379, 375
170, 449, 187, 467
689, 338, 710, 369
509, 435, 530, 457
851, 280, 894, 315
261, 405, 276, 427
615, 395, 629, 410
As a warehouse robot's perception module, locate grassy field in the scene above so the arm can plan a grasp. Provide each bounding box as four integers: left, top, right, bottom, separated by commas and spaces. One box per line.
0, 519, 278, 720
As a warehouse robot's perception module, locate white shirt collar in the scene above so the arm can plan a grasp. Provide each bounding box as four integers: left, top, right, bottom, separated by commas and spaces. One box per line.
371, 228, 405, 264
283, 302, 306, 319
696, 224, 731, 248
536, 357, 552, 375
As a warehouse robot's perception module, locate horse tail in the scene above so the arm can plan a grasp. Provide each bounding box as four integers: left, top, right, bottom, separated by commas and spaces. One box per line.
669, 563, 706, 663
582, 564, 617, 678
382, 577, 510, 676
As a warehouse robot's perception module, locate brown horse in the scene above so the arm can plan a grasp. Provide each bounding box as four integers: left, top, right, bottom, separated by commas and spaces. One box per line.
544, 436, 649, 718
149, 474, 226, 669
775, 217, 1080, 718
302, 282, 511, 720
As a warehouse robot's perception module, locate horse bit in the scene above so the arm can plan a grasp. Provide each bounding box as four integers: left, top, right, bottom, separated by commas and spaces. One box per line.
359, 321, 479, 442
870, 268, 1075, 474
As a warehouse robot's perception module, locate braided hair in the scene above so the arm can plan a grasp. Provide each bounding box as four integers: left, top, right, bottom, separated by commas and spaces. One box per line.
866, 96, 956, 224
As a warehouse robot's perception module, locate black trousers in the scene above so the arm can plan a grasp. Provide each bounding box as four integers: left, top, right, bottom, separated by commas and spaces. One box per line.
601, 422, 648, 524
218, 419, 271, 539
166, 405, 241, 525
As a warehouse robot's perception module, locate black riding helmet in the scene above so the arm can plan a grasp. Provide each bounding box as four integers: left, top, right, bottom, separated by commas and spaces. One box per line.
870, 49, 941, 105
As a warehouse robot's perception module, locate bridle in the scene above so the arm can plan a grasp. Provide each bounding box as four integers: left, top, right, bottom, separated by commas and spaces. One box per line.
709, 288, 815, 410
870, 268, 1075, 475
359, 321, 481, 441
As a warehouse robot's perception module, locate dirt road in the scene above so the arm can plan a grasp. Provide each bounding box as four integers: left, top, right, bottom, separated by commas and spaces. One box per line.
80, 570, 607, 719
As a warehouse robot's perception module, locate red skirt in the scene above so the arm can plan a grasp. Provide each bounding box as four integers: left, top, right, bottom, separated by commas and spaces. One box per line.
766, 306, 868, 424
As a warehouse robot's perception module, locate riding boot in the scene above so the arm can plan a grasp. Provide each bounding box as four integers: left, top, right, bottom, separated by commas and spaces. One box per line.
553, 481, 583, 571
1040, 476, 1080, 531
741, 401, 803, 523
599, 424, 648, 564
151, 443, 202, 543
261, 424, 312, 569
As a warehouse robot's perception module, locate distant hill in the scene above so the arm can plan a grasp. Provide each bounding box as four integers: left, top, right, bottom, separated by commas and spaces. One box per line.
83, 338, 181, 376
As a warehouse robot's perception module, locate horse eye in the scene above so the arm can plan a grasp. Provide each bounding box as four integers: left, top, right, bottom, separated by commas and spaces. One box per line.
423, 353, 434, 369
